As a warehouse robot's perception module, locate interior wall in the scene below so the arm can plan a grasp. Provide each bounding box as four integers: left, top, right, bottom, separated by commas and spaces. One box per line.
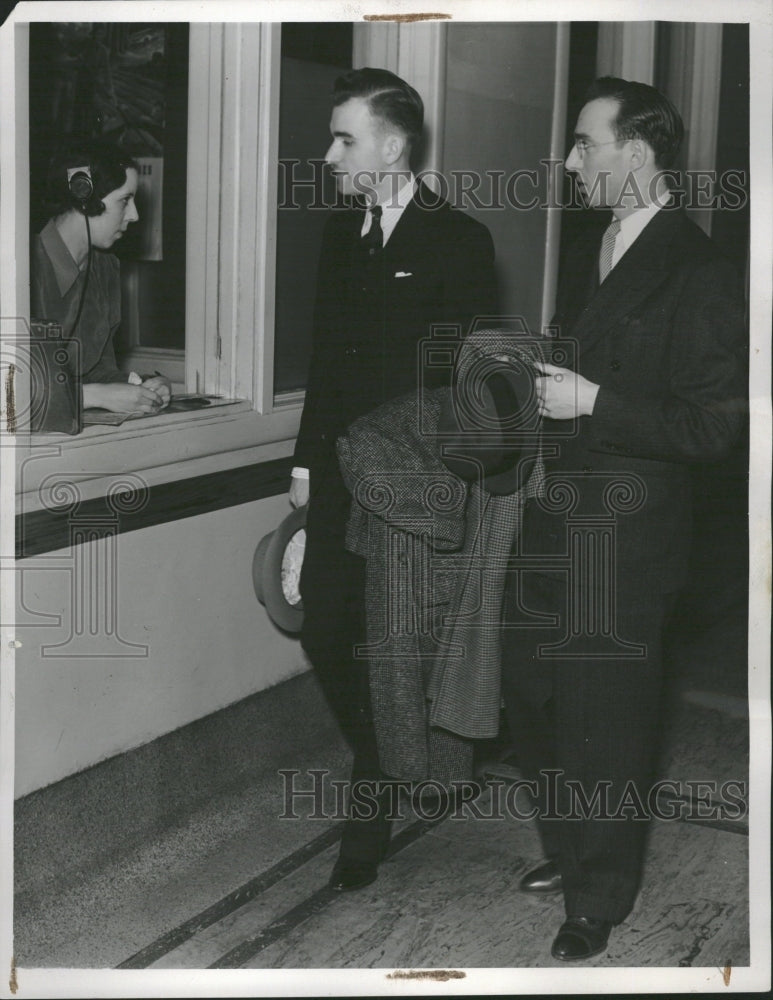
13, 21, 562, 800
711, 23, 750, 283
15, 493, 308, 797
442, 23, 558, 332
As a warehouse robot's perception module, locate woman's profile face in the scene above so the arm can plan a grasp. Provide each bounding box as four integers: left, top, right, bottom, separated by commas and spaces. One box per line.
90, 167, 139, 249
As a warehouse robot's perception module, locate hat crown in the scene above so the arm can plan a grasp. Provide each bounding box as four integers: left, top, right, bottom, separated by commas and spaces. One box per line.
438, 331, 542, 495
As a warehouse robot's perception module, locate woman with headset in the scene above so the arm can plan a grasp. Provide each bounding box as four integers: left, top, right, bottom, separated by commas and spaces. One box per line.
31, 140, 171, 416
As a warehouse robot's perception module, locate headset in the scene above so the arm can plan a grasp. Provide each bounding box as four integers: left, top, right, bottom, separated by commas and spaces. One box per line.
66, 164, 105, 216
67, 165, 93, 205
64, 165, 96, 337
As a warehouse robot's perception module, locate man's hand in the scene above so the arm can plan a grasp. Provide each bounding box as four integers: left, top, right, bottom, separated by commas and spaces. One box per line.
535, 362, 600, 419
141, 375, 172, 408
82, 382, 166, 413
289, 475, 310, 509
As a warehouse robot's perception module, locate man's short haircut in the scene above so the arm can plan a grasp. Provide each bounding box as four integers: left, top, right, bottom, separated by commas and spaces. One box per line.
44, 139, 139, 218
332, 67, 424, 149
585, 76, 685, 169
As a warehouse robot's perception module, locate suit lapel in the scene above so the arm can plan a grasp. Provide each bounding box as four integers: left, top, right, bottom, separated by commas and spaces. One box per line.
556, 219, 605, 331
333, 204, 367, 285
344, 203, 366, 246
570, 206, 683, 353
336, 189, 431, 274
382, 182, 438, 265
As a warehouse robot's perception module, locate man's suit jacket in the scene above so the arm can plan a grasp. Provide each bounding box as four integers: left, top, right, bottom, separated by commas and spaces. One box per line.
296, 182, 497, 712
525, 204, 746, 594
294, 181, 498, 505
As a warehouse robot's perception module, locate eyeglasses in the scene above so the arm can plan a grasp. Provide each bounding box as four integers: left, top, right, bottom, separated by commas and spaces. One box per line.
573, 138, 627, 155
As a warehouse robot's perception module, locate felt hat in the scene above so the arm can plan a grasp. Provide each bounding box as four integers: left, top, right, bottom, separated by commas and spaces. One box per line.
252, 505, 307, 633
437, 351, 541, 495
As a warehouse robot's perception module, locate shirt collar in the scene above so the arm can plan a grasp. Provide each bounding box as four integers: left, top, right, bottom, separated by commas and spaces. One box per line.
40, 218, 82, 297
362, 173, 416, 245
377, 172, 416, 213
618, 189, 671, 250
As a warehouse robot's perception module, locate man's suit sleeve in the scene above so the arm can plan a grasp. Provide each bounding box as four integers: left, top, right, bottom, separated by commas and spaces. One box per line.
293, 219, 338, 472
588, 256, 746, 463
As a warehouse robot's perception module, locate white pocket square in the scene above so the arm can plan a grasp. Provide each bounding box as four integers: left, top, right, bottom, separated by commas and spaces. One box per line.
394, 271, 413, 278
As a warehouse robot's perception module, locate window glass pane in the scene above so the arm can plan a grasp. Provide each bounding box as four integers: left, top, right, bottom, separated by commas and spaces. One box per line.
273, 23, 352, 395
28, 22, 188, 354
120, 24, 188, 352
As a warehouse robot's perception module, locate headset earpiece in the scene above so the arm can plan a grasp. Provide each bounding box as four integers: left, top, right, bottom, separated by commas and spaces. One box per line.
67, 166, 94, 212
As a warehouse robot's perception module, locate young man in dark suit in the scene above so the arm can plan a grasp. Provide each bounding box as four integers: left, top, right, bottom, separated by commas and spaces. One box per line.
290, 68, 497, 891
501, 77, 746, 960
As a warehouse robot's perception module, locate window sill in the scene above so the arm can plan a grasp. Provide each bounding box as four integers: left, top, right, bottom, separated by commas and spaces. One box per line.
16, 400, 303, 514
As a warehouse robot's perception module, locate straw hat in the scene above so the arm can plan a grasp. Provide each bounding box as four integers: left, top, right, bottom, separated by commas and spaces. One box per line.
252, 505, 307, 633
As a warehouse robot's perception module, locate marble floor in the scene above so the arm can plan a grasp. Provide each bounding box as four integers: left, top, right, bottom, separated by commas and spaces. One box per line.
138, 783, 747, 972
15, 663, 753, 977
14, 538, 761, 983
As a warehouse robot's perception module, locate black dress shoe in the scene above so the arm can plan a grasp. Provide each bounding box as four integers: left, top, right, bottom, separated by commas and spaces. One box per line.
518, 859, 563, 894
551, 916, 612, 961
328, 858, 379, 892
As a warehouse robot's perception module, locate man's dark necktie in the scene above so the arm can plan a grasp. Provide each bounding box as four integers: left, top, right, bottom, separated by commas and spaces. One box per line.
360, 205, 383, 254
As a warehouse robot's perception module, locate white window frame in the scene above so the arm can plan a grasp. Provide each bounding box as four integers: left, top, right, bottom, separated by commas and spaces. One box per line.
6, 20, 455, 512
8, 21, 302, 513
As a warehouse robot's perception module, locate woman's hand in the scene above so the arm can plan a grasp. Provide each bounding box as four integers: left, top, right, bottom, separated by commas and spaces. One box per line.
140, 374, 172, 408
82, 381, 166, 413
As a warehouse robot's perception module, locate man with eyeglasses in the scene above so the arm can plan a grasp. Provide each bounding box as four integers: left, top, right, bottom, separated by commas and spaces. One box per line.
501, 77, 746, 961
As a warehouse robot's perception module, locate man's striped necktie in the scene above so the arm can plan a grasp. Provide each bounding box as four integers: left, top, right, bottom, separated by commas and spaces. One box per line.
599, 217, 621, 282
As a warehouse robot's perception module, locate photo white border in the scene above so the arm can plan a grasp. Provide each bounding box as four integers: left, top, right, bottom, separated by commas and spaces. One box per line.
1, 0, 770, 996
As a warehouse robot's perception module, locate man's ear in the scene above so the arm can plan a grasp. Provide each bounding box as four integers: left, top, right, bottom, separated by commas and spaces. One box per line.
383, 132, 406, 166
628, 138, 649, 170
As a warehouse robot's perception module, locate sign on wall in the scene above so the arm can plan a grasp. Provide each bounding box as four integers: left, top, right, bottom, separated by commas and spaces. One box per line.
134, 157, 163, 261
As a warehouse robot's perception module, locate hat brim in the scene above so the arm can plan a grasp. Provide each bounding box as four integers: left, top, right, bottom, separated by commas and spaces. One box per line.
252, 505, 307, 633
441, 442, 541, 495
